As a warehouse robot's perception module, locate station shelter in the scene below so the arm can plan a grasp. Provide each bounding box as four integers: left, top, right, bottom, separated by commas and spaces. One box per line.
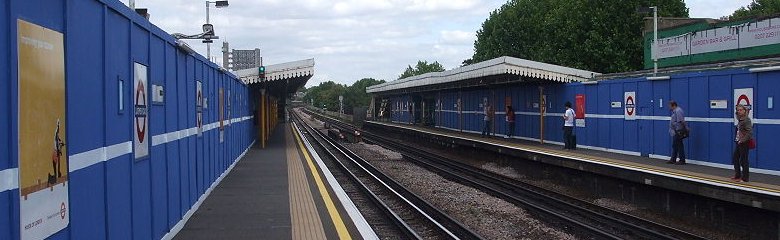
368, 55, 780, 174
234, 59, 314, 148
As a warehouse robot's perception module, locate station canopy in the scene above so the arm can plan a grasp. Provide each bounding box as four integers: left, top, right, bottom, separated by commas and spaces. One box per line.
233, 58, 314, 97
367, 56, 600, 94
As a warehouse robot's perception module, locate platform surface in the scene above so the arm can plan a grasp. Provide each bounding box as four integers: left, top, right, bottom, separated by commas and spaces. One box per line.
174, 123, 365, 239
368, 121, 780, 196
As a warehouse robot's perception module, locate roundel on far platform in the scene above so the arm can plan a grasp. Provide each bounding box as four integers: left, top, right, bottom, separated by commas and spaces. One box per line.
734, 88, 754, 125
624, 92, 636, 120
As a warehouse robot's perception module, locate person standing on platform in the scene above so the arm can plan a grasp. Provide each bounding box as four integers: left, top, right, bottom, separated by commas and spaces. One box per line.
562, 102, 575, 149
667, 101, 687, 165
481, 100, 493, 137
505, 105, 515, 138
732, 104, 753, 182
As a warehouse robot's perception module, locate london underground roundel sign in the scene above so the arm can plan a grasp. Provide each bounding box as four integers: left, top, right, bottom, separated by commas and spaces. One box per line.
135, 81, 147, 143
134, 63, 149, 159
624, 92, 636, 120
734, 88, 753, 125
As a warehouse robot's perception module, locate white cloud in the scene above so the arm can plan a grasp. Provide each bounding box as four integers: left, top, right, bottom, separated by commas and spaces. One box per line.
406, 0, 481, 12
686, 0, 752, 19
120, 0, 504, 87
440, 30, 476, 45
119, 0, 754, 88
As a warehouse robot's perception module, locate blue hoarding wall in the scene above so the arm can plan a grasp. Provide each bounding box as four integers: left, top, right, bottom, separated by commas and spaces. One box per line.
0, 0, 256, 239
399, 68, 780, 173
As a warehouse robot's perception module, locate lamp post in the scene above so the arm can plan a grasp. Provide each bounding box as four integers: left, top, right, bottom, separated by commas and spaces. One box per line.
205, 0, 229, 61
652, 6, 658, 77
637, 6, 658, 76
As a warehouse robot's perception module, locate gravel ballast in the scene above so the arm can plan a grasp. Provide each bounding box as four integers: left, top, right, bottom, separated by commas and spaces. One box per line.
344, 143, 577, 240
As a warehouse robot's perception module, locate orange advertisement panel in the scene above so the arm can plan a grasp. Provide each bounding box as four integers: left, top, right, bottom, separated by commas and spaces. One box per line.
575, 94, 585, 119
575, 94, 585, 127
17, 19, 70, 240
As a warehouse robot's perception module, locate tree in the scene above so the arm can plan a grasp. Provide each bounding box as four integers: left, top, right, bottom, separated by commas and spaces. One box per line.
302, 78, 385, 114
398, 60, 445, 79
730, 0, 780, 20
471, 0, 688, 73
303, 81, 346, 111
343, 78, 385, 113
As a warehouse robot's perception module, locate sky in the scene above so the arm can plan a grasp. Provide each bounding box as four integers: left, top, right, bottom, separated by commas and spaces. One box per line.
123, 0, 753, 87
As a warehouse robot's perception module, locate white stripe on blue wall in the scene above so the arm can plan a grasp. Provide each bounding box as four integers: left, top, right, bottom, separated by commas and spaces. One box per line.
71, 117, 249, 171
435, 110, 780, 125
69, 141, 133, 173
0, 168, 19, 193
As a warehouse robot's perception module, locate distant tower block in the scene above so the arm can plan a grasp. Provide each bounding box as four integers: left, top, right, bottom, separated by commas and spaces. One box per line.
222, 42, 230, 69
222, 42, 261, 71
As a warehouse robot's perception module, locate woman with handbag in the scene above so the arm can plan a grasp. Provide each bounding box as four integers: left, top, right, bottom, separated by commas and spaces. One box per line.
732, 104, 753, 182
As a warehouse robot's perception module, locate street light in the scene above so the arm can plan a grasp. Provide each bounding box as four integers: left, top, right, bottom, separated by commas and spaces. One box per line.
637, 6, 658, 76
206, 0, 229, 60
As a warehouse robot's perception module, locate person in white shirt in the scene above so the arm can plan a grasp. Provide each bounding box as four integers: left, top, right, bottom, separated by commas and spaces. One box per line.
481, 100, 494, 137
563, 102, 576, 149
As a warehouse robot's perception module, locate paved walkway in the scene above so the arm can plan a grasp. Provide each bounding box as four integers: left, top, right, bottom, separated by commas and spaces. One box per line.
174, 124, 364, 239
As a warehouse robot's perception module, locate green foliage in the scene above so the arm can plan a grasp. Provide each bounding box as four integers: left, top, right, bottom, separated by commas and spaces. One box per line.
303, 78, 385, 114
471, 0, 688, 73
398, 60, 445, 79
303, 81, 346, 112
731, 0, 780, 20
344, 78, 385, 114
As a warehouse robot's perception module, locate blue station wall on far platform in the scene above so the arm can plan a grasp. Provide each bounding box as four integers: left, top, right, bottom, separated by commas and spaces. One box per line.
386, 67, 780, 173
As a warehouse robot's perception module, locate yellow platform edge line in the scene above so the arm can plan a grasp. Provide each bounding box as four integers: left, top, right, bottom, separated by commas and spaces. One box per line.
291, 125, 353, 240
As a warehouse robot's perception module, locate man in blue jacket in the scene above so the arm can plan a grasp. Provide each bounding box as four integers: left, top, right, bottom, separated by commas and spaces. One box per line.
668, 101, 687, 165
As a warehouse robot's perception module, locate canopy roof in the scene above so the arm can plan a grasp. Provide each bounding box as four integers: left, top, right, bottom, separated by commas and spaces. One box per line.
234, 58, 314, 84
367, 56, 600, 94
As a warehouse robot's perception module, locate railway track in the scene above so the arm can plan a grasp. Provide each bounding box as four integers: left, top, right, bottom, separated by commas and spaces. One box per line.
291, 109, 482, 240
303, 107, 707, 240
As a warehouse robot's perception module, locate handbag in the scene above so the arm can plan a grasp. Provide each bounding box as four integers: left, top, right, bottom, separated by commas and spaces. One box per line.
677, 127, 689, 139
748, 138, 756, 149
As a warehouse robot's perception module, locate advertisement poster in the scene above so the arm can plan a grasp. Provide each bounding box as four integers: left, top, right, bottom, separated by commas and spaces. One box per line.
134, 63, 149, 159
690, 27, 738, 54
734, 88, 754, 125
575, 94, 585, 127
17, 19, 70, 240
196, 81, 203, 136
741, 18, 780, 48
624, 92, 636, 120
656, 35, 689, 59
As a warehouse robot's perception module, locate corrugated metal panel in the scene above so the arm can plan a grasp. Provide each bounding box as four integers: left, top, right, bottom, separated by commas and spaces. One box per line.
367, 56, 601, 93
0, 1, 256, 240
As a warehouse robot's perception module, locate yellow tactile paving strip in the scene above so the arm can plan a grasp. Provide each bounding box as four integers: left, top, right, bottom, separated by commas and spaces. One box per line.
286, 128, 328, 240
375, 121, 780, 195
291, 125, 353, 240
